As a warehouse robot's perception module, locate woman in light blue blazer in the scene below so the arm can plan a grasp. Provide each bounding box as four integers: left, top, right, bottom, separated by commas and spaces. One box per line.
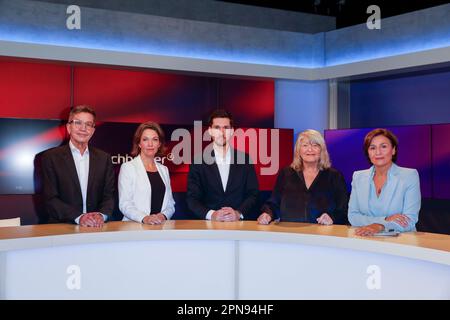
348, 128, 421, 236
119, 122, 175, 224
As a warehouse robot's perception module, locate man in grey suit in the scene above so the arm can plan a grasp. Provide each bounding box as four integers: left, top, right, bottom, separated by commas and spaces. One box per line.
41, 105, 115, 227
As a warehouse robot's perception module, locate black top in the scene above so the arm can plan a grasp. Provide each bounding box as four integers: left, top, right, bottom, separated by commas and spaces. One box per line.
147, 171, 166, 214
261, 166, 349, 224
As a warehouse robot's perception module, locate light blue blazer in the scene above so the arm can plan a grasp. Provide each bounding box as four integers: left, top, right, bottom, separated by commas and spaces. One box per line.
348, 163, 421, 232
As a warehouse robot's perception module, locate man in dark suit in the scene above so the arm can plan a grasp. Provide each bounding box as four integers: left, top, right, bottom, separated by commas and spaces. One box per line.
41, 105, 115, 227
187, 109, 259, 221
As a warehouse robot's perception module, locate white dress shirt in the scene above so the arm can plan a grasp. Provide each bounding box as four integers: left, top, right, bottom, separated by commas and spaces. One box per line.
206, 146, 232, 220
69, 141, 107, 224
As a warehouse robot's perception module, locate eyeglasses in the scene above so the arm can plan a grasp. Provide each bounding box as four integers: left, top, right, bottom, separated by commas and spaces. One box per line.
69, 119, 95, 129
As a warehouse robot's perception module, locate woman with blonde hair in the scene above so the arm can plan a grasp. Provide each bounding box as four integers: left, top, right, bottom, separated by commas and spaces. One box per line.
258, 129, 348, 225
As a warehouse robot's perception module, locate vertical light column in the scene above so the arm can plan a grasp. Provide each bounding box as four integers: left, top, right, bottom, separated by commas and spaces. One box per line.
329, 79, 338, 129
275, 79, 329, 139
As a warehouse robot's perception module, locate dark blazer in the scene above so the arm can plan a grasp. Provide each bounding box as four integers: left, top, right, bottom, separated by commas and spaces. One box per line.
41, 144, 115, 223
186, 149, 259, 219
262, 166, 349, 224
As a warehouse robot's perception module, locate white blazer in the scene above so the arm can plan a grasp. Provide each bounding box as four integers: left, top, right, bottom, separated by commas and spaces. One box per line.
119, 156, 175, 222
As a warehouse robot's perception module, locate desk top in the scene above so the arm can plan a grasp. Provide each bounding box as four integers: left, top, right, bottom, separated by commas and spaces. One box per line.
1, 221, 449, 265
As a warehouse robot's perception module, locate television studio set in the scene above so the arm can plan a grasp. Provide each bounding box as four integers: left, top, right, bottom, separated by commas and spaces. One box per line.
0, 0, 449, 305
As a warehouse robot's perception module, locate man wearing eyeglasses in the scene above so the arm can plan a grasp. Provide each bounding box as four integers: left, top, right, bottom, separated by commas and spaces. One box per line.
41, 105, 115, 227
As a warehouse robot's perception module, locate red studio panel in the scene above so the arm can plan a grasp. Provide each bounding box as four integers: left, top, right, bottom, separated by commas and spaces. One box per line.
219, 78, 274, 128
0, 58, 275, 129
167, 128, 293, 192
73, 66, 214, 125
0, 60, 71, 119
0, 58, 280, 222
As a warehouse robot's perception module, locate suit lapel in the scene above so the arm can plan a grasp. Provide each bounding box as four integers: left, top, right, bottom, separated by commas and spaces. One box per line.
137, 156, 151, 193
211, 150, 225, 195
361, 170, 372, 213
382, 164, 399, 202
62, 145, 83, 198
135, 156, 152, 211
155, 162, 169, 211
87, 147, 96, 200
225, 162, 236, 194
224, 149, 239, 194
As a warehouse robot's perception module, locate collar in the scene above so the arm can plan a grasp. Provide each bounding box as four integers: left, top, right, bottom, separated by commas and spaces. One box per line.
213, 145, 231, 164
370, 162, 398, 178
69, 140, 89, 156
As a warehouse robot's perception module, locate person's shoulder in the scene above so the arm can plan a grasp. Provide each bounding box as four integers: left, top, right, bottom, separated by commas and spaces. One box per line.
324, 167, 345, 179
394, 164, 417, 174
90, 146, 110, 159
41, 145, 68, 159
189, 153, 208, 168
120, 158, 133, 170
282, 166, 295, 175
325, 167, 341, 175
232, 149, 255, 165
393, 164, 419, 180
192, 152, 205, 163
273, 166, 295, 180
120, 156, 140, 170
233, 149, 248, 157
351, 168, 371, 180
156, 161, 170, 172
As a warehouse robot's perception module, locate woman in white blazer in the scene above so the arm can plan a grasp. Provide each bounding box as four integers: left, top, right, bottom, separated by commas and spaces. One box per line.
119, 122, 175, 224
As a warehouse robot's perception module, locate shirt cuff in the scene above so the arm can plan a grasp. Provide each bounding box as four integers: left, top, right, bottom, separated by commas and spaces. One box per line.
74, 213, 107, 225
74, 214, 84, 225
206, 210, 215, 220
382, 220, 402, 232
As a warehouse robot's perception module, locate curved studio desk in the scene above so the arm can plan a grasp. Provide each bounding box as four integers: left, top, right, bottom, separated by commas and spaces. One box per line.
0, 220, 449, 299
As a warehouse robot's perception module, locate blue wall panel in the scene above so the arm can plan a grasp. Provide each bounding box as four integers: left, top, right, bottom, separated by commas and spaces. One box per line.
275, 79, 328, 139
350, 69, 450, 128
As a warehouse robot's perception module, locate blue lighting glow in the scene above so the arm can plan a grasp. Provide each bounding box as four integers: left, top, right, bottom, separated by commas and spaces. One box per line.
0, 22, 324, 68
0, 1, 449, 69
325, 28, 450, 66
324, 5, 450, 66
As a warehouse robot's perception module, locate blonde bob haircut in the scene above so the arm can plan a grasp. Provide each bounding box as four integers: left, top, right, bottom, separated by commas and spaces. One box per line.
290, 129, 331, 172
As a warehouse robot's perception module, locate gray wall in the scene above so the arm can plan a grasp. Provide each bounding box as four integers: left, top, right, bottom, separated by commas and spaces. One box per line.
0, 0, 325, 68
30, 0, 336, 33
325, 4, 450, 66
